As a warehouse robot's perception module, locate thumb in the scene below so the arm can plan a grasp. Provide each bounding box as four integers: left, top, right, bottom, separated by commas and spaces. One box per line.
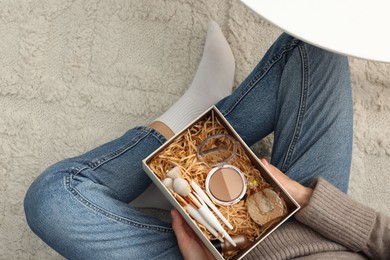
171, 209, 183, 233
171, 209, 192, 247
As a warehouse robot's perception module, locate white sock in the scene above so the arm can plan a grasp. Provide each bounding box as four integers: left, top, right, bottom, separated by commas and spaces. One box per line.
155, 20, 235, 134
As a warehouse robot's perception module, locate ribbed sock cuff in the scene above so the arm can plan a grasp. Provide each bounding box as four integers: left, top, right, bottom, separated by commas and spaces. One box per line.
155, 94, 209, 134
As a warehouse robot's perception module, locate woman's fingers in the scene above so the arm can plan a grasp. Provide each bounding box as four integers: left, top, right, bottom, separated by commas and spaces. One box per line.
260, 159, 313, 208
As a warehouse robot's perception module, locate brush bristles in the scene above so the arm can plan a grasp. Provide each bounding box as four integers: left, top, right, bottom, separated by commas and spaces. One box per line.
166, 166, 182, 179
173, 178, 191, 196
162, 178, 173, 192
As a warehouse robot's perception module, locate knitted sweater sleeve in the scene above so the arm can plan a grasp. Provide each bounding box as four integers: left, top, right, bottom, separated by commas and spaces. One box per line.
294, 178, 390, 259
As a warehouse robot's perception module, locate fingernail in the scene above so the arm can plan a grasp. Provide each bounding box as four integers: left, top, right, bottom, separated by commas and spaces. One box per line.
170, 209, 176, 219
260, 158, 268, 165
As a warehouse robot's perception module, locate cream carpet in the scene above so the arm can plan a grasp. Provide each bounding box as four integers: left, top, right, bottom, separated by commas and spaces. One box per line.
0, 0, 389, 258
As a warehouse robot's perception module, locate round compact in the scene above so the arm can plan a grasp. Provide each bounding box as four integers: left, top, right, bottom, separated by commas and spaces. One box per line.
205, 165, 247, 206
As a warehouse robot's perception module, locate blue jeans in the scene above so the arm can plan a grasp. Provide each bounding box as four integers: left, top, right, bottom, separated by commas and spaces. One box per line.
24, 34, 353, 259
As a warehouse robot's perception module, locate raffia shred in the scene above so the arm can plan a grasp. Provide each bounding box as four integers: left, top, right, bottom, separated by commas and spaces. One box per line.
148, 113, 288, 259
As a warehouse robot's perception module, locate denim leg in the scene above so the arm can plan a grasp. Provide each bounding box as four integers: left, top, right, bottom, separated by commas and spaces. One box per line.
272, 42, 353, 192
217, 33, 353, 192
217, 34, 302, 146
24, 126, 183, 259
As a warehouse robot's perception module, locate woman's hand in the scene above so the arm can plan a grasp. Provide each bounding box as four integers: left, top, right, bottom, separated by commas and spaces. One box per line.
260, 159, 313, 208
171, 209, 215, 260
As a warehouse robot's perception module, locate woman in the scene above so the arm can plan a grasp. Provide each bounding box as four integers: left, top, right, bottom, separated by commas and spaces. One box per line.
24, 21, 389, 259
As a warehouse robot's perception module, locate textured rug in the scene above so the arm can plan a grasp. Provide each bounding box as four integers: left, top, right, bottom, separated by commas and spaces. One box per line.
0, 0, 389, 258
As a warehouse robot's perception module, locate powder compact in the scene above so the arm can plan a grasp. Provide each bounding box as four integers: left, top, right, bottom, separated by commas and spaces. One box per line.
197, 134, 247, 205
205, 165, 247, 205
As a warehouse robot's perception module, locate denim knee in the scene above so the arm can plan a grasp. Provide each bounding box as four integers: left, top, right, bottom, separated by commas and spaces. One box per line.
24, 164, 70, 240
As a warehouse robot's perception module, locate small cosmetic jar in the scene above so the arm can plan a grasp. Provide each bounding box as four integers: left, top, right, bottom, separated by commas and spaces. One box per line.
205, 165, 247, 205
197, 133, 237, 166
198, 134, 247, 205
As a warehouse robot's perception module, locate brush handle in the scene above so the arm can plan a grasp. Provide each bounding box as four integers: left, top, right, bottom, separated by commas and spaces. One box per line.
186, 204, 222, 241
191, 181, 234, 230
197, 205, 236, 247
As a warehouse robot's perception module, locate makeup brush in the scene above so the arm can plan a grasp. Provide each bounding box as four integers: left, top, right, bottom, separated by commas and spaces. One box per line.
173, 178, 237, 247
173, 178, 202, 208
162, 178, 222, 241
166, 166, 182, 179
186, 204, 223, 242
191, 180, 234, 230
162, 178, 174, 191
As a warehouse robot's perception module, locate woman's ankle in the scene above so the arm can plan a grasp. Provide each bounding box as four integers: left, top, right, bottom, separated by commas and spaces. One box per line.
149, 121, 175, 139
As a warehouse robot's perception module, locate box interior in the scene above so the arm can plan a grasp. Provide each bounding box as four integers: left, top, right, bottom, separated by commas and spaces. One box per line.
143, 106, 300, 260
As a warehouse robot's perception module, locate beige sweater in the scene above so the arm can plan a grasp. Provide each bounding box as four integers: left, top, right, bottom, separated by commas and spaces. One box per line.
246, 178, 390, 260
